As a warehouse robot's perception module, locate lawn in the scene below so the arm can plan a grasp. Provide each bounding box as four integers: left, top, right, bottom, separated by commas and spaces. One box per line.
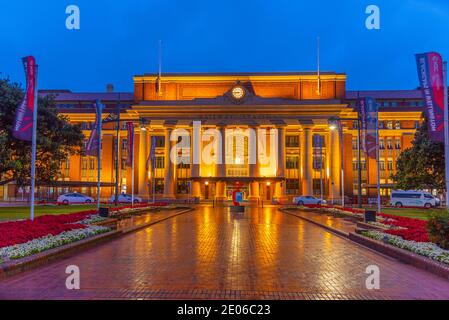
0, 204, 109, 221
379, 207, 448, 221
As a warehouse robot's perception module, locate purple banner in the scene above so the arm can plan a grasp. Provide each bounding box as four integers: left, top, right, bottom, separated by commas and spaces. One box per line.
85, 101, 103, 156
415, 52, 445, 142
126, 122, 134, 167
12, 56, 37, 141
359, 97, 378, 159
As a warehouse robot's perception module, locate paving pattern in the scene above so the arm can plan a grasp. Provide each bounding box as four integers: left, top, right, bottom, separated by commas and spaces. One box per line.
1, 205, 449, 300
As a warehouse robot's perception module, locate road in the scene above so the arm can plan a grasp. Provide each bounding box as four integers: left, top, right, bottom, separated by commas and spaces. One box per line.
1, 205, 449, 299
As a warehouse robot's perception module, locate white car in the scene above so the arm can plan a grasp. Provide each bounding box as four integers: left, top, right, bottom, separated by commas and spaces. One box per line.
109, 194, 142, 204
390, 190, 437, 208
57, 193, 94, 205
293, 196, 326, 206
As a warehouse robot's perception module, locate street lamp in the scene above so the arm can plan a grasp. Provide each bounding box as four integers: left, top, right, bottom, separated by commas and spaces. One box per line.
328, 116, 363, 208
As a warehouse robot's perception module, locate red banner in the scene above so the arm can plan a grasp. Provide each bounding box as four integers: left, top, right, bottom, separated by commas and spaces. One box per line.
12, 56, 37, 141
126, 122, 134, 167
415, 52, 445, 142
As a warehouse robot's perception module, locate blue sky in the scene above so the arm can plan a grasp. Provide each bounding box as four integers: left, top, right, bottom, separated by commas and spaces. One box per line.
1, 0, 448, 92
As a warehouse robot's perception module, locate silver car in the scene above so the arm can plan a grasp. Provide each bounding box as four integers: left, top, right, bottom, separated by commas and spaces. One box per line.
57, 193, 94, 205
109, 194, 142, 204
293, 196, 326, 206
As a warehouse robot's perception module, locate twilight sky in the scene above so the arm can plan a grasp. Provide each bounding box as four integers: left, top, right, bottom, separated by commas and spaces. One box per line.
1, 0, 448, 92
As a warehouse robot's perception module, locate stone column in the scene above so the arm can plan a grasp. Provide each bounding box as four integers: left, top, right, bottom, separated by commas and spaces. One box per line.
191, 125, 202, 198
275, 126, 286, 199
248, 126, 260, 202
215, 125, 227, 201
163, 127, 176, 199
138, 127, 148, 196
301, 127, 313, 195
330, 127, 341, 203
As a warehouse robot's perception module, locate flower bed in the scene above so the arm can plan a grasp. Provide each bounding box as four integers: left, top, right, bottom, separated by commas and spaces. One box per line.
361, 230, 449, 265
0, 226, 110, 261
378, 213, 429, 242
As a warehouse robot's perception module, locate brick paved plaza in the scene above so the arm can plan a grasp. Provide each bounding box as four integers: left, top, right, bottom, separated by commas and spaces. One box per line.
1, 205, 449, 300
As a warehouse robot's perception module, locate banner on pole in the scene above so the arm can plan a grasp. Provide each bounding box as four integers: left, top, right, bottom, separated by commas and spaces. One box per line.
415, 52, 445, 142
85, 101, 103, 156
146, 136, 157, 171
312, 134, 324, 169
359, 97, 378, 159
12, 56, 37, 141
126, 122, 134, 167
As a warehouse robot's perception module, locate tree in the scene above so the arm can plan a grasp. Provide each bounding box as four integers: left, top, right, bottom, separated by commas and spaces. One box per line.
0, 78, 85, 187
392, 119, 445, 190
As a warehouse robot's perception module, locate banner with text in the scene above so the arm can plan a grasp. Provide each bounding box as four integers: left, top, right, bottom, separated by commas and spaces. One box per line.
359, 97, 378, 159
126, 122, 134, 167
415, 52, 445, 142
12, 56, 37, 141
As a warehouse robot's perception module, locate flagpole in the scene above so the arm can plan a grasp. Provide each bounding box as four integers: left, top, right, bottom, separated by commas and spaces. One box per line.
96, 102, 102, 211
30, 64, 38, 221
131, 125, 135, 207
316, 36, 321, 95
376, 112, 381, 213
443, 61, 449, 208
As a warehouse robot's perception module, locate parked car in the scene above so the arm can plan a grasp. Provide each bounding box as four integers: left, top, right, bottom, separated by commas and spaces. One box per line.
390, 190, 437, 208
293, 196, 326, 206
57, 193, 94, 205
108, 194, 142, 204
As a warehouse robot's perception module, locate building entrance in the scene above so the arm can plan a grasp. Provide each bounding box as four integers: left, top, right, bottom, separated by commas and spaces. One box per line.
226, 183, 249, 200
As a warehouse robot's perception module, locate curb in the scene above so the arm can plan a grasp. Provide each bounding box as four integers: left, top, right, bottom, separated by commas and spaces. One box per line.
349, 232, 449, 280
280, 208, 449, 280
0, 207, 194, 280
0, 230, 121, 280
280, 208, 350, 238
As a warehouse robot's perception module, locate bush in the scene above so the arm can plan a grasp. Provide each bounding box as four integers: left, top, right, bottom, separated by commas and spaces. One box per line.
427, 212, 449, 249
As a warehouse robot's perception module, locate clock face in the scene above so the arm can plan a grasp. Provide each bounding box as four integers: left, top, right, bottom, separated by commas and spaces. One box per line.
232, 86, 245, 99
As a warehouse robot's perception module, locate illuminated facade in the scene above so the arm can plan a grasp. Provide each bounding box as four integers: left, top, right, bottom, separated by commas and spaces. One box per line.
1, 72, 425, 203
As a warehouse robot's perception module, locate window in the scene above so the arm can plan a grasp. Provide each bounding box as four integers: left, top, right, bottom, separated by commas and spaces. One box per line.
386, 121, 393, 130
286, 135, 299, 148
391, 101, 398, 107
394, 121, 401, 129
121, 139, 127, 150
155, 156, 164, 169
414, 121, 420, 129
286, 156, 299, 169
353, 121, 359, 129
286, 179, 299, 195
395, 138, 401, 149
387, 159, 393, 171
177, 162, 190, 169
387, 138, 393, 150
121, 158, 127, 170
379, 121, 385, 129
89, 158, 95, 170
154, 179, 164, 194
312, 179, 324, 196
379, 139, 385, 150
177, 180, 190, 194
379, 160, 385, 171
154, 136, 165, 148
81, 158, 88, 170
383, 101, 389, 107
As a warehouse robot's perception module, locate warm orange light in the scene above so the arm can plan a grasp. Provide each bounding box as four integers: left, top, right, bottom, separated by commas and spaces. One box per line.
266, 181, 271, 186
205, 181, 209, 186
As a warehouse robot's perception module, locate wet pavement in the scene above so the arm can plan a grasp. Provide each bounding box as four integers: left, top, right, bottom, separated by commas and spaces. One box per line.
1, 205, 449, 300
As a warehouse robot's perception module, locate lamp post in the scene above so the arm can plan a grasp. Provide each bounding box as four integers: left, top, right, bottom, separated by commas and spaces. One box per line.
329, 116, 363, 208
